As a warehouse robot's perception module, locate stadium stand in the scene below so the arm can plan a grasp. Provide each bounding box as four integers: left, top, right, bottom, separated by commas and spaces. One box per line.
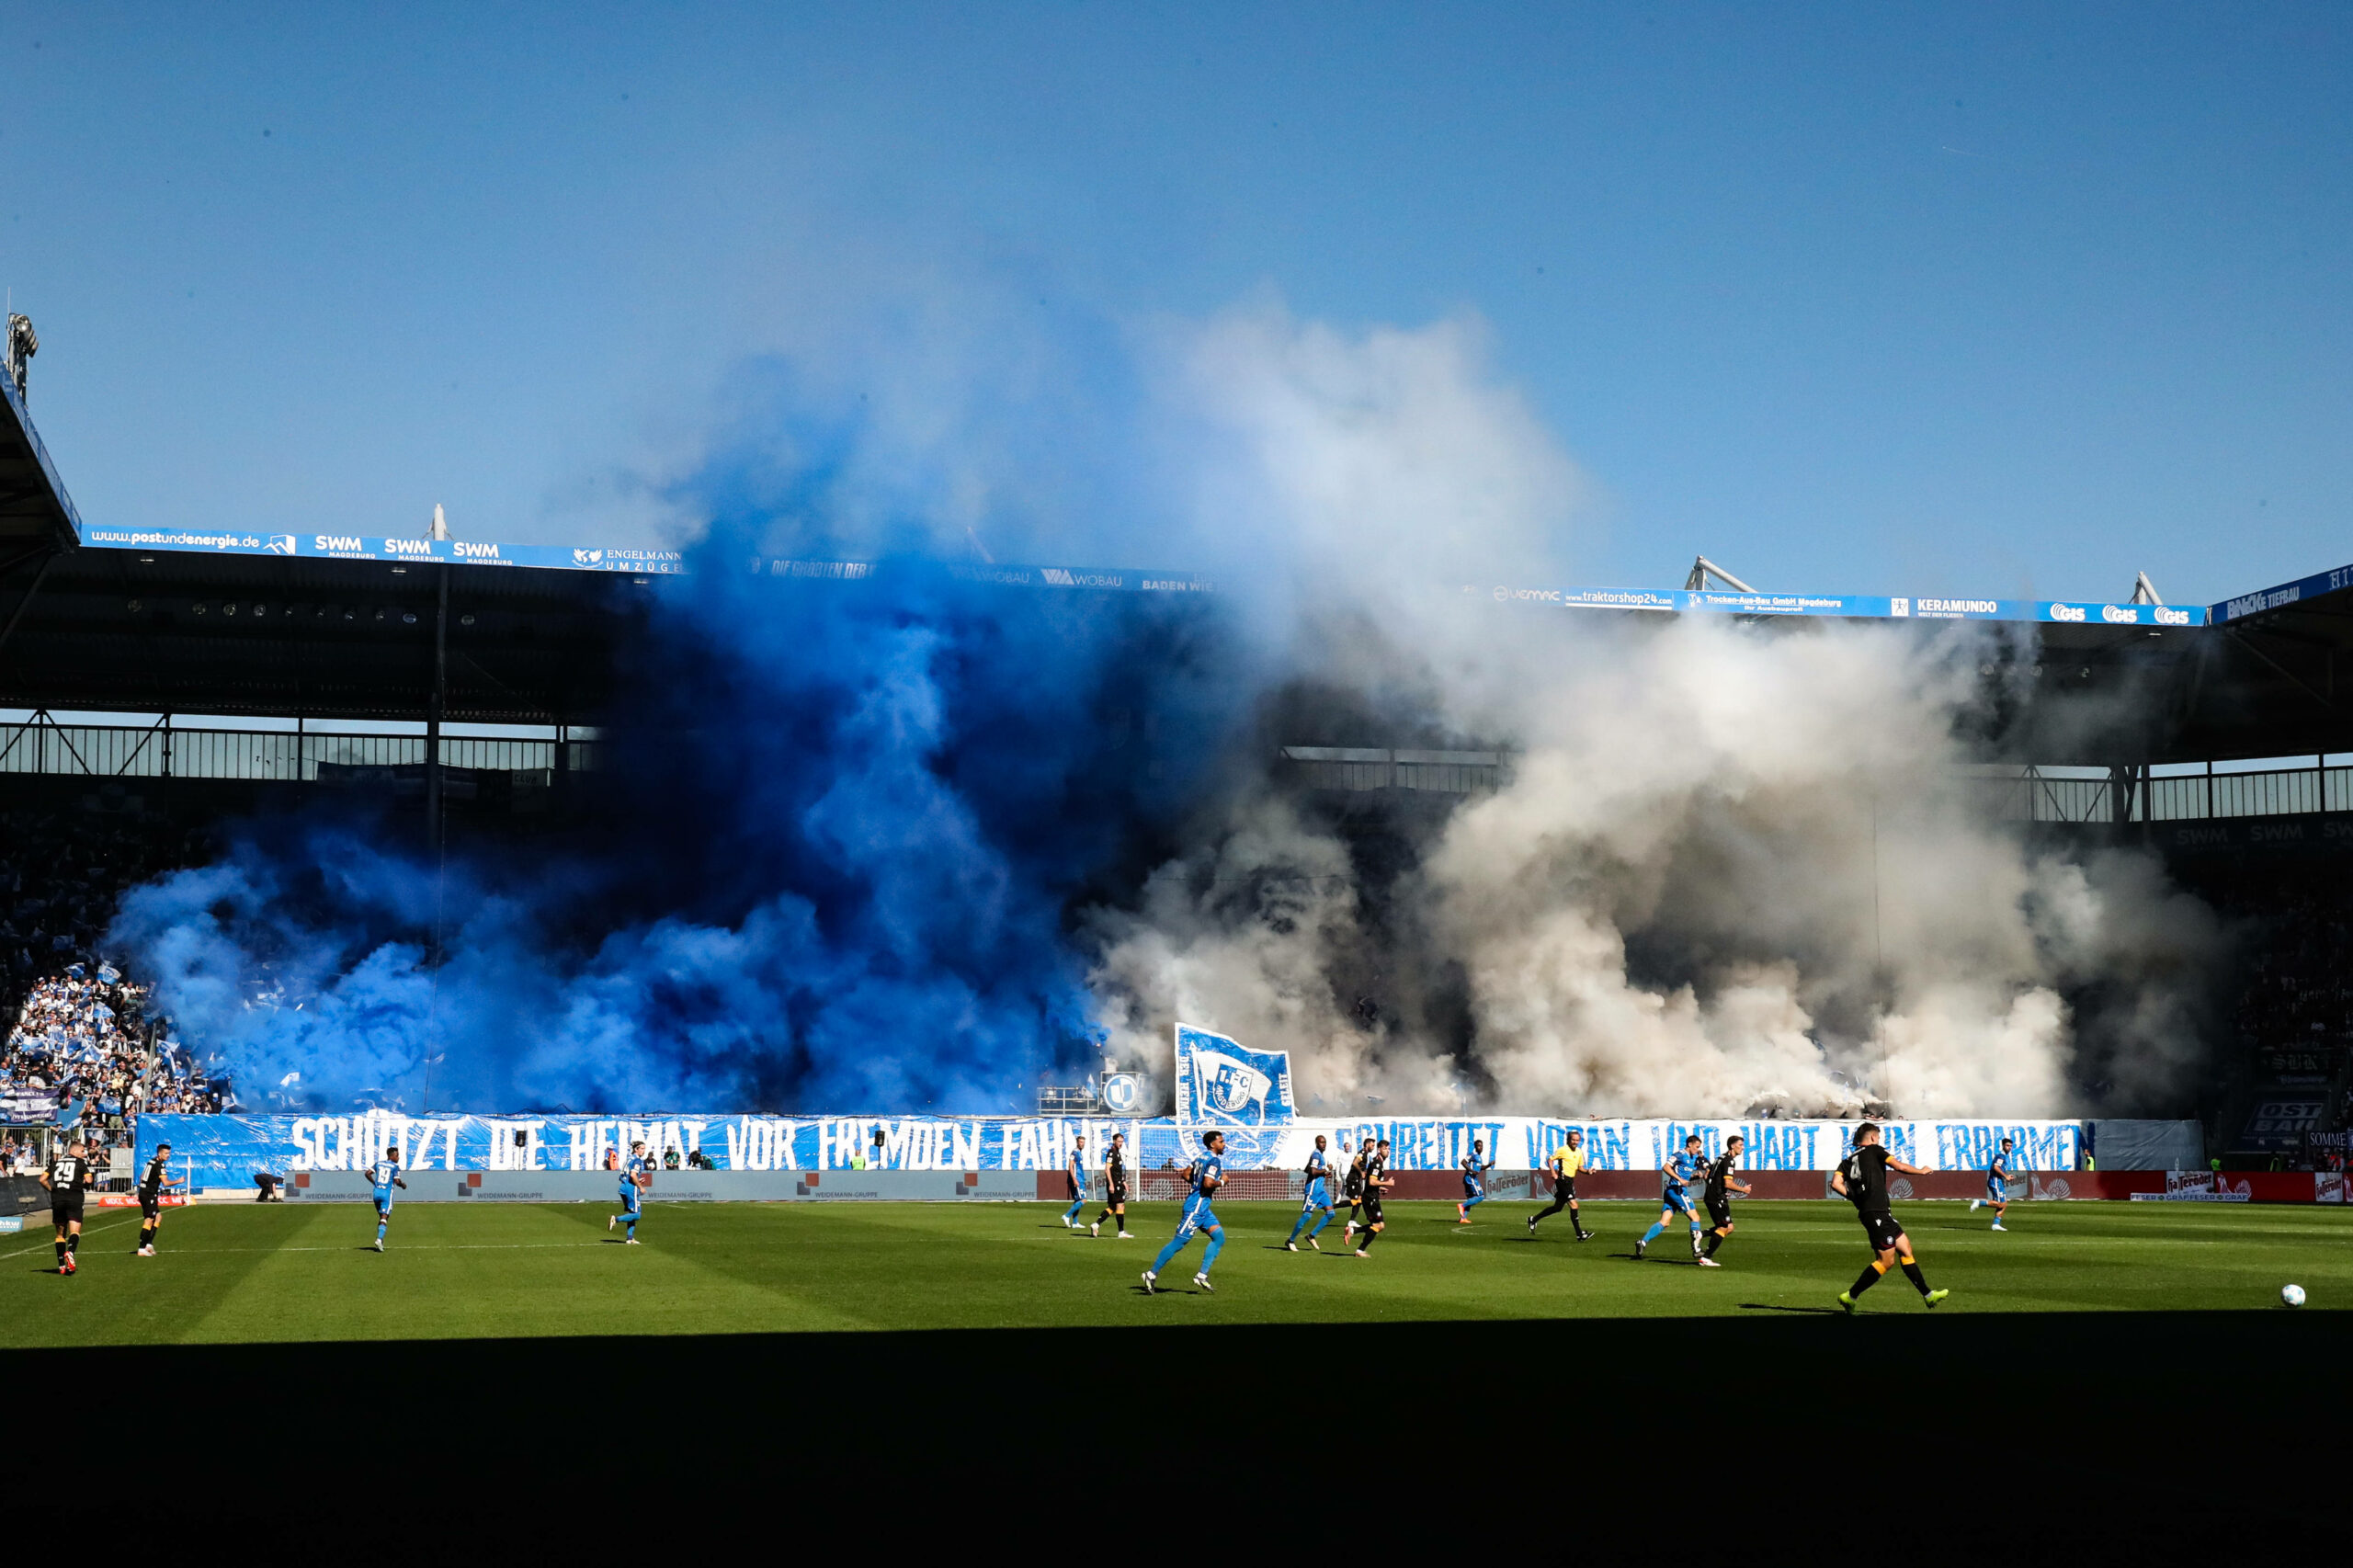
4, 361, 2353, 1152
2177, 858, 2353, 1166
0, 805, 223, 1176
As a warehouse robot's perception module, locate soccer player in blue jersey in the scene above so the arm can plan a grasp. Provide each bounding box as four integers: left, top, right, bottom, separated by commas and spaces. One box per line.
1061, 1133, 1090, 1229
367, 1144, 406, 1252
607, 1139, 651, 1243
1969, 1137, 2014, 1232
1456, 1137, 1495, 1224
1142, 1131, 1225, 1293
1286, 1133, 1338, 1250
1634, 1134, 1707, 1260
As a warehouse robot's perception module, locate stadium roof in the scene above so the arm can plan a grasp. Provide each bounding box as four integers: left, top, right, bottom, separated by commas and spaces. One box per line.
0, 370, 81, 559
0, 545, 644, 724
6, 383, 2350, 758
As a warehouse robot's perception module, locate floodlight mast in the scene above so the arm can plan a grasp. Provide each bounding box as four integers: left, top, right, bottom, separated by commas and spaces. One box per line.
2129, 572, 2164, 605
1685, 555, 1756, 593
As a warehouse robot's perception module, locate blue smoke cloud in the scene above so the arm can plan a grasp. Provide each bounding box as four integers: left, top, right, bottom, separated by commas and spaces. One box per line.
110, 449, 1246, 1113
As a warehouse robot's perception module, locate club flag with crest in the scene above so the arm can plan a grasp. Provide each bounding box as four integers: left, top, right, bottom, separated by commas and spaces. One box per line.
1172, 1023, 1296, 1129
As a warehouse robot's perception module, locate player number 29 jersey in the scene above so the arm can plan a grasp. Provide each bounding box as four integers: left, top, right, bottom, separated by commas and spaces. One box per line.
1188, 1153, 1223, 1205
46, 1155, 85, 1197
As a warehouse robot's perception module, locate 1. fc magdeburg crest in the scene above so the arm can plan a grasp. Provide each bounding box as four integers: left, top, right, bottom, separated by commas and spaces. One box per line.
1172, 1023, 1296, 1129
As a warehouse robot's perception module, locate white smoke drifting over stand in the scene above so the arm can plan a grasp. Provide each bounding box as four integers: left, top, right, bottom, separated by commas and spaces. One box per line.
1086, 305, 2224, 1119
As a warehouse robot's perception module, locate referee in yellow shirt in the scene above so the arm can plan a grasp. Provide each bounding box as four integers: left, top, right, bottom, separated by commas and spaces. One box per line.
1526, 1129, 1594, 1240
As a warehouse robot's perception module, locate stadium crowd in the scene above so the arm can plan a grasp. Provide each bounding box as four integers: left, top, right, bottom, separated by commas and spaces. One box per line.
0, 807, 227, 1171
1, 971, 223, 1153
2176, 862, 2353, 1159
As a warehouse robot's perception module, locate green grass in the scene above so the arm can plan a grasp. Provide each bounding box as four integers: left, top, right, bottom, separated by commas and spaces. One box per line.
5, 1198, 2343, 1346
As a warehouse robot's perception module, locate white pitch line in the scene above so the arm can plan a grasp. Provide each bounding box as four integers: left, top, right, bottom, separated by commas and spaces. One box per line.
170, 1241, 616, 1255
0, 1215, 140, 1260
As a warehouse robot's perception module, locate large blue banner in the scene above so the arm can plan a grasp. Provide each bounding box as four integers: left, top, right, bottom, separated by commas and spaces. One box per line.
136, 1111, 2081, 1190
137, 1112, 1180, 1190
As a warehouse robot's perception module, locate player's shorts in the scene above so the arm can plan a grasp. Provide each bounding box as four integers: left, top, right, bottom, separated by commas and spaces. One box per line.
1462, 1179, 1483, 1198
1660, 1186, 1697, 1218
1985, 1179, 2006, 1202
1302, 1178, 1331, 1210
1106, 1181, 1129, 1206
1706, 1194, 1733, 1228
1360, 1195, 1384, 1225
1858, 1211, 1904, 1253
139, 1194, 162, 1221
373, 1187, 396, 1213
618, 1187, 642, 1213
1066, 1173, 1084, 1200
1172, 1199, 1218, 1242
1343, 1179, 1364, 1200
1552, 1177, 1577, 1200
51, 1200, 83, 1226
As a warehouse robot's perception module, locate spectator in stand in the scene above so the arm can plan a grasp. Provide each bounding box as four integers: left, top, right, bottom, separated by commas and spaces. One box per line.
1, 968, 228, 1158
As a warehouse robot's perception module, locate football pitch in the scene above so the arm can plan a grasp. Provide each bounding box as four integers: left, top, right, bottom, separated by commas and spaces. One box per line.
4, 1197, 2344, 1347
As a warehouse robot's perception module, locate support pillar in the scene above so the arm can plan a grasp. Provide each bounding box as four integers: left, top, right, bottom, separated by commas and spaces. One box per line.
426, 564, 449, 854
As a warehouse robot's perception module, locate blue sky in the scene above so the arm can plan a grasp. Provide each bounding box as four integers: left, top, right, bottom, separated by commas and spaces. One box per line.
1, 3, 2346, 604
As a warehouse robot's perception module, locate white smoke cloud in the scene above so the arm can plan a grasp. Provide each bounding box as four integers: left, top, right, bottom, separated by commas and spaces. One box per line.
1087, 302, 2224, 1118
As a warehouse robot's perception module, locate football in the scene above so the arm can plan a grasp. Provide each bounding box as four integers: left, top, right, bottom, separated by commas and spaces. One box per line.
2280, 1284, 2307, 1308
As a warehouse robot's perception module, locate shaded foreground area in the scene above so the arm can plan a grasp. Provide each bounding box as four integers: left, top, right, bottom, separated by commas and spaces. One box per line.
15, 1200, 2347, 1540
6, 1199, 2345, 1346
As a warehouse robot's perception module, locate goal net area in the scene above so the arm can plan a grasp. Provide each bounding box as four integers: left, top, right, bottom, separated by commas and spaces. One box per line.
1134, 1168, 1305, 1202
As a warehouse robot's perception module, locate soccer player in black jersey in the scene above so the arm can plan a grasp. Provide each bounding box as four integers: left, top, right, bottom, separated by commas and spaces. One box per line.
136, 1141, 178, 1257
1340, 1140, 1369, 1242
1089, 1131, 1133, 1238
1354, 1139, 1392, 1256
1831, 1123, 1949, 1312
1697, 1134, 1750, 1267
40, 1140, 93, 1276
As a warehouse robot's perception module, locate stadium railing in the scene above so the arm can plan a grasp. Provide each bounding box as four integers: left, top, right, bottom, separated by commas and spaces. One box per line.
0, 715, 599, 782
1967, 761, 2353, 824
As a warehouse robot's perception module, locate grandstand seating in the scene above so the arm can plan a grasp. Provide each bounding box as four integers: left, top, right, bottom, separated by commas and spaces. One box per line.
0, 805, 222, 1173
0, 742, 2345, 1162
2168, 856, 2353, 1165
